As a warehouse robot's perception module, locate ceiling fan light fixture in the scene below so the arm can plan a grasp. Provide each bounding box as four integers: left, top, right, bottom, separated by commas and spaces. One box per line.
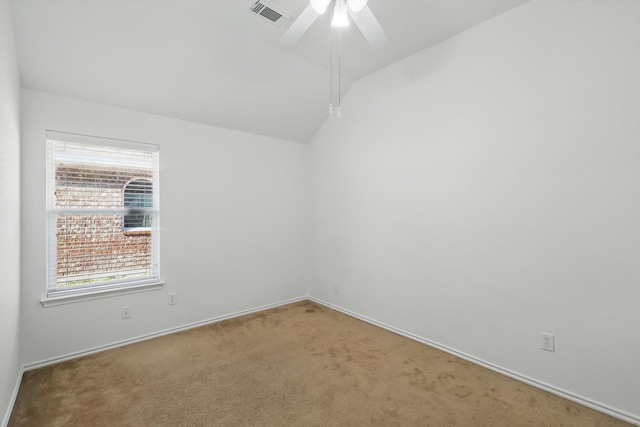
347, 0, 367, 12
310, 0, 331, 14
331, 0, 350, 27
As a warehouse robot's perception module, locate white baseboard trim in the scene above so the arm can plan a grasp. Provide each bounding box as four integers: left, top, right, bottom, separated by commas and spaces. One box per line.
309, 297, 640, 427
2, 366, 24, 427
23, 296, 308, 372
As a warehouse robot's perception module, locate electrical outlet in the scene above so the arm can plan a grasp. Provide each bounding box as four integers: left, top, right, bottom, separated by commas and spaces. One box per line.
168, 292, 177, 306
121, 306, 131, 320
334, 282, 339, 294
541, 332, 555, 352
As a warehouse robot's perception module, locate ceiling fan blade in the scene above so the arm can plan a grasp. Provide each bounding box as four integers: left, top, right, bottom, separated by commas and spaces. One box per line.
280, 5, 320, 45
348, 5, 389, 49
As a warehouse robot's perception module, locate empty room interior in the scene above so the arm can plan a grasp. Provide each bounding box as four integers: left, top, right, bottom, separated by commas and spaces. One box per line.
1, 0, 639, 425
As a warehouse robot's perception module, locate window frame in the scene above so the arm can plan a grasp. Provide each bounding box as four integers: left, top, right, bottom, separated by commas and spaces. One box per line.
43, 130, 162, 304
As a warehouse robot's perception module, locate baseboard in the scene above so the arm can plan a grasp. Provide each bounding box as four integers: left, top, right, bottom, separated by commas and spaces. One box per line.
308, 297, 640, 426
23, 296, 308, 372
2, 366, 24, 427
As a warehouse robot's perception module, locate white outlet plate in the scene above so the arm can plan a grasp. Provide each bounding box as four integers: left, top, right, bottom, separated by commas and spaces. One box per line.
541, 332, 555, 352
333, 282, 339, 294
168, 292, 177, 306
121, 306, 131, 319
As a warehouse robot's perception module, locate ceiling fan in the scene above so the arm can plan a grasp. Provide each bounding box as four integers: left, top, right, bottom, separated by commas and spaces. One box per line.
281, 0, 389, 49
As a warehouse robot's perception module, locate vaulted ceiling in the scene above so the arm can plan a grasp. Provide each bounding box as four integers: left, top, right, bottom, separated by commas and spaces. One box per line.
9, 0, 526, 143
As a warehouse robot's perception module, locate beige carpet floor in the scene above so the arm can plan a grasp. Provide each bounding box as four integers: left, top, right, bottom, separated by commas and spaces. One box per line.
9, 300, 632, 426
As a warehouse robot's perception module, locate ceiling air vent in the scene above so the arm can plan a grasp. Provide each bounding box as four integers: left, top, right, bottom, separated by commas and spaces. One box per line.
249, 0, 291, 27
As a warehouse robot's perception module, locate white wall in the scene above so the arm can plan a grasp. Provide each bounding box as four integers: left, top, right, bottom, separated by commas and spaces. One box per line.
20, 89, 309, 366
0, 0, 22, 424
309, 0, 640, 422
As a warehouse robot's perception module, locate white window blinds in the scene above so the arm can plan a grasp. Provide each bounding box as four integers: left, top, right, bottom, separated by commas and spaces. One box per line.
46, 131, 160, 297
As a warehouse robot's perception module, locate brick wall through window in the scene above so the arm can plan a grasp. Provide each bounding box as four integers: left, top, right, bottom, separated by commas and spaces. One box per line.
55, 164, 153, 286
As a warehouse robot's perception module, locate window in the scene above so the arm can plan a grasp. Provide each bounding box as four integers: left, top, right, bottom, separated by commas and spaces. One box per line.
123, 179, 153, 231
46, 131, 160, 299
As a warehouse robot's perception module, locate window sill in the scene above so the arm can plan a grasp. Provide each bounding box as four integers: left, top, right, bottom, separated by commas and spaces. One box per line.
40, 281, 164, 307
122, 228, 152, 236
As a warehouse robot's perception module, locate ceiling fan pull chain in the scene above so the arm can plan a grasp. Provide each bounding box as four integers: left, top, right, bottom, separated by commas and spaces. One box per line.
329, 3, 334, 115
337, 26, 342, 119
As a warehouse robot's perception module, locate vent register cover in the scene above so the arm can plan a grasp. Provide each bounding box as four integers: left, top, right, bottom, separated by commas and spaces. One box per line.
249, 0, 291, 27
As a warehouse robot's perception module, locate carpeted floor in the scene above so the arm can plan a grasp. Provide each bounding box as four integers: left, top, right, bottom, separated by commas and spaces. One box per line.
9, 300, 632, 426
